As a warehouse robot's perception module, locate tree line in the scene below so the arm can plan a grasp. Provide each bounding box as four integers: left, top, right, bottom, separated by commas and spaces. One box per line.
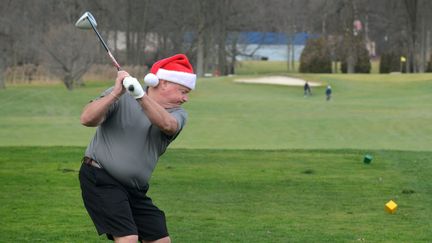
0, 0, 431, 90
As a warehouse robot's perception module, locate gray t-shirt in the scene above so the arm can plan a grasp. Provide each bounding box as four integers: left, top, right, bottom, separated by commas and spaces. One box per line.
85, 87, 187, 189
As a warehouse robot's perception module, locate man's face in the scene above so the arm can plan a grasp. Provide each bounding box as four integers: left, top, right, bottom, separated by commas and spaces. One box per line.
160, 80, 191, 107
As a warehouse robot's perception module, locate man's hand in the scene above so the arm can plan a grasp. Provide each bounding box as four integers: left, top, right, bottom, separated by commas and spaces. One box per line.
110, 71, 129, 99
123, 76, 145, 99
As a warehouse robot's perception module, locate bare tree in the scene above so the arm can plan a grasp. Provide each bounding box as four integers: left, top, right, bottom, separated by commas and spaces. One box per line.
399, 0, 432, 72
2, 0, 432, 86
0, 0, 32, 89
336, 0, 358, 73
0, 37, 9, 89
403, 0, 419, 72
271, 0, 311, 71
194, 0, 213, 77
0, 27, 11, 89
41, 25, 97, 90
216, 0, 230, 76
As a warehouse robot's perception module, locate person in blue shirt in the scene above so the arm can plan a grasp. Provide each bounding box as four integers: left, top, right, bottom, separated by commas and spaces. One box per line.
325, 85, 332, 101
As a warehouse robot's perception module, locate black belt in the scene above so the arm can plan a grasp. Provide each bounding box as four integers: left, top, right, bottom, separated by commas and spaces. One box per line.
82, 156, 102, 169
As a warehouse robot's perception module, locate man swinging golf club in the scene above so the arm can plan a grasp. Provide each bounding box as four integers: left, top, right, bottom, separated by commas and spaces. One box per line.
79, 54, 196, 243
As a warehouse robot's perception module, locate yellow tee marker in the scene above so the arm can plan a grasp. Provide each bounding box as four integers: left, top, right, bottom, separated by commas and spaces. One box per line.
385, 200, 398, 214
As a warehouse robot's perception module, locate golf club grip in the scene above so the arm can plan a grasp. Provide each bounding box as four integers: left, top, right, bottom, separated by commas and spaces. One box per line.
108, 51, 121, 71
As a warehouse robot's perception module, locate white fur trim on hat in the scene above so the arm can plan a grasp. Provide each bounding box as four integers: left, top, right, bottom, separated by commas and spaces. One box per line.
143, 73, 159, 87
156, 68, 196, 90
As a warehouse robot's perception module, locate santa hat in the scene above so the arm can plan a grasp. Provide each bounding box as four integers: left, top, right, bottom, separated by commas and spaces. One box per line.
144, 54, 196, 90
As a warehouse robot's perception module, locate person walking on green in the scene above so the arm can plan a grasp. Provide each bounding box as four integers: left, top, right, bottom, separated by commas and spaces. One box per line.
325, 85, 332, 101
304, 81, 312, 97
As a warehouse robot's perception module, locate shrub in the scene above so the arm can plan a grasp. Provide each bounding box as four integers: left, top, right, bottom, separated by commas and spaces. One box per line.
299, 38, 332, 73
379, 52, 400, 73
426, 54, 432, 72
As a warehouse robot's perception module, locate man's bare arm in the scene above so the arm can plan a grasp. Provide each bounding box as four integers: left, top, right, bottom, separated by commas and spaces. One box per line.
80, 93, 119, 127
137, 96, 178, 135
80, 71, 128, 127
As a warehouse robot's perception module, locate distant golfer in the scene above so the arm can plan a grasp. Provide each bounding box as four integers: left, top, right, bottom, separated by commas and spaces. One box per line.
304, 81, 312, 97
79, 54, 196, 243
326, 85, 332, 101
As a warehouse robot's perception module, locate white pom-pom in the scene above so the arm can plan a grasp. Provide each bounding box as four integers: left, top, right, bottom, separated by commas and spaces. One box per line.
144, 73, 159, 87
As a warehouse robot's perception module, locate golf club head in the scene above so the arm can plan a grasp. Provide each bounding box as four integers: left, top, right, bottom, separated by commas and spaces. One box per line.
75, 11, 97, 29
74, 11, 121, 71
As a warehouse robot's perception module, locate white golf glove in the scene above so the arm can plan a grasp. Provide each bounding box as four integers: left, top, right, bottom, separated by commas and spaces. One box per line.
123, 76, 145, 99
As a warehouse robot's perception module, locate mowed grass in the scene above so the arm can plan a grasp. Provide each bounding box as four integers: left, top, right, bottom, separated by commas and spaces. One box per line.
1, 68, 431, 242
0, 147, 431, 242
180, 73, 432, 151
1, 72, 432, 151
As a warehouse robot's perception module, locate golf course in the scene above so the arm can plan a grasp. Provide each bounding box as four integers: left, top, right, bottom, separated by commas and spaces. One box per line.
1, 68, 431, 242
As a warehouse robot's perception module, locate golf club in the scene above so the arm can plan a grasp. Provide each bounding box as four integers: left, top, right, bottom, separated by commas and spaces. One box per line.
75, 11, 135, 92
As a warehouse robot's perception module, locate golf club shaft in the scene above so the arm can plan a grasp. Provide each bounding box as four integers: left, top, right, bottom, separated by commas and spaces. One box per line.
88, 18, 121, 71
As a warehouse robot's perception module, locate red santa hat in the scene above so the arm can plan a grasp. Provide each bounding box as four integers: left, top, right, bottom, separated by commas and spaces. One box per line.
144, 54, 196, 90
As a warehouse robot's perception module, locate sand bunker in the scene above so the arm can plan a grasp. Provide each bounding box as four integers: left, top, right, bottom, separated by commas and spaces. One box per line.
234, 76, 321, 87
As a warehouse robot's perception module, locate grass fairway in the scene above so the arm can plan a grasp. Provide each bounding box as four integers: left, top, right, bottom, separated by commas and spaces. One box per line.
1, 72, 431, 241
1, 73, 431, 151
1, 147, 431, 242
180, 73, 432, 151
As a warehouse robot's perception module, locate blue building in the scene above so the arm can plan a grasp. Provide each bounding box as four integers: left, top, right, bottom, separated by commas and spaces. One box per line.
231, 32, 318, 61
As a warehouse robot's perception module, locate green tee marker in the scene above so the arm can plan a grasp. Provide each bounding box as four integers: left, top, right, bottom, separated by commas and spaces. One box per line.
364, 154, 373, 164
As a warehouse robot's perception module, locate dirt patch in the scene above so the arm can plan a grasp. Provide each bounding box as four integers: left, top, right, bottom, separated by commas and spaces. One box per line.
234, 76, 322, 87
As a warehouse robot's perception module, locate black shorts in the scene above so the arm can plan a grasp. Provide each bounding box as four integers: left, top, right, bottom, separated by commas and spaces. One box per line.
79, 163, 169, 241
